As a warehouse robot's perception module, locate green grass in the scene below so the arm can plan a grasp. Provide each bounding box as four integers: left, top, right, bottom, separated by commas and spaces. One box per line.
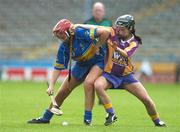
0, 81, 180, 132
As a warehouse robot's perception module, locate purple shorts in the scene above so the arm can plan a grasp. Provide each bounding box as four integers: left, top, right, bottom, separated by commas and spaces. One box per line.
102, 72, 138, 89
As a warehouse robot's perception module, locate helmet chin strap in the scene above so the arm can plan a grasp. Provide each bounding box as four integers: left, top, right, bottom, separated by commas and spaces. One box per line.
129, 25, 133, 31
65, 31, 70, 38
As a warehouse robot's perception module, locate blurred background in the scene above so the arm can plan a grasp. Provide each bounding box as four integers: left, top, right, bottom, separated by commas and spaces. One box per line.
0, 0, 180, 83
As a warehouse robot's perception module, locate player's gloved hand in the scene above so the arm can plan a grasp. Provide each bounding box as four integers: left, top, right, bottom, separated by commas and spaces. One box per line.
46, 87, 54, 96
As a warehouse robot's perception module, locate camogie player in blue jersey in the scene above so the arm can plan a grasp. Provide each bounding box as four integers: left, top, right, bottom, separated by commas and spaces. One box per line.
27, 19, 110, 125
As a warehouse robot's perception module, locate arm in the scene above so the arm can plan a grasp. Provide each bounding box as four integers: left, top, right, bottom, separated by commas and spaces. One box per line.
74, 24, 110, 44
116, 47, 128, 58
47, 44, 69, 95
74, 24, 99, 29
47, 69, 61, 95
111, 41, 128, 58
74, 25, 111, 53
95, 27, 111, 49
111, 41, 138, 58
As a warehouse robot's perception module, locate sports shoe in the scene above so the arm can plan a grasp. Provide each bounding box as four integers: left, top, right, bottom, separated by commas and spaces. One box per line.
27, 117, 50, 124
155, 121, 166, 127
104, 113, 117, 126
84, 120, 92, 126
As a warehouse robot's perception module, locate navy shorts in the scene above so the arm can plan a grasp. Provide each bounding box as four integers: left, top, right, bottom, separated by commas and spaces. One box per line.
72, 60, 104, 81
102, 72, 138, 89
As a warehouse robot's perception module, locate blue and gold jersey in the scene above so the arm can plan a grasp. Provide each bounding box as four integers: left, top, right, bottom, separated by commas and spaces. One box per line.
54, 27, 104, 70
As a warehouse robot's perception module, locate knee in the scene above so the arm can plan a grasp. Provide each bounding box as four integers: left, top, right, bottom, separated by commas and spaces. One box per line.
94, 81, 104, 93
142, 96, 154, 107
84, 78, 94, 91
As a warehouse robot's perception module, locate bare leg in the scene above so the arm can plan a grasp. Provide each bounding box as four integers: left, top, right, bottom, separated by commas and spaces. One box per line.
124, 82, 157, 116
124, 82, 166, 126
83, 65, 103, 111
94, 76, 117, 126
27, 74, 83, 124
48, 75, 82, 110
94, 76, 112, 105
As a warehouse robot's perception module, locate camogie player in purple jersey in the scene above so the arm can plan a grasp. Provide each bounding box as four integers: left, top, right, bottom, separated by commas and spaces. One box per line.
92, 15, 166, 126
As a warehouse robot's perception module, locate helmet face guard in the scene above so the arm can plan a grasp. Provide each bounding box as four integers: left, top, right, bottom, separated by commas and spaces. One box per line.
115, 14, 135, 30
116, 21, 130, 28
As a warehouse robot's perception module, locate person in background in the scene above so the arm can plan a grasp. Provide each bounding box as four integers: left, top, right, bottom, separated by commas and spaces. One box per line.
84, 2, 112, 27
135, 59, 153, 81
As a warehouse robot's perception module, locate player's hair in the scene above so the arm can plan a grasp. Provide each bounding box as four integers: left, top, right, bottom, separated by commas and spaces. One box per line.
131, 26, 142, 45
68, 32, 73, 82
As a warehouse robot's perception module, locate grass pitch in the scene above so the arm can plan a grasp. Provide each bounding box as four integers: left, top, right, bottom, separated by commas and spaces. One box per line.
0, 81, 180, 132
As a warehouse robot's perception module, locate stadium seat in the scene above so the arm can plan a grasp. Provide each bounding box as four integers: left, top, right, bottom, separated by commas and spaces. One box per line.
7, 68, 25, 80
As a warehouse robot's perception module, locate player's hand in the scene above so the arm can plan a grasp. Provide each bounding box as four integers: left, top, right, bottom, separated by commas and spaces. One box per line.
46, 87, 54, 96
108, 40, 118, 50
94, 45, 100, 55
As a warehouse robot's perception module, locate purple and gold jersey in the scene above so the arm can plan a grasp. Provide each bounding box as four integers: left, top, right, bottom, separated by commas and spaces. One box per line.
104, 28, 139, 76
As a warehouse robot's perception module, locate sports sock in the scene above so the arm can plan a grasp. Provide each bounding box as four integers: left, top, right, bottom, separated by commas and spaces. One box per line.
150, 113, 160, 125
84, 110, 92, 121
42, 109, 54, 121
104, 103, 114, 114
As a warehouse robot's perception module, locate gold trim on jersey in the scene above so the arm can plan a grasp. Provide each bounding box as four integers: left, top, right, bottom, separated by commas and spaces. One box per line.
104, 39, 115, 73
73, 44, 95, 61
90, 28, 95, 39
124, 42, 137, 52
123, 58, 134, 75
54, 63, 65, 69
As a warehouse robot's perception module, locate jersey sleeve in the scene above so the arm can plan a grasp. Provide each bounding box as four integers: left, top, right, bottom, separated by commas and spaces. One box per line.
124, 41, 139, 57
75, 27, 97, 41
54, 43, 69, 70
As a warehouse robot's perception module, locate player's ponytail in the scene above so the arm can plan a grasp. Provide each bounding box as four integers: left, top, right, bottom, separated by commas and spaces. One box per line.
131, 27, 142, 45
68, 32, 73, 82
